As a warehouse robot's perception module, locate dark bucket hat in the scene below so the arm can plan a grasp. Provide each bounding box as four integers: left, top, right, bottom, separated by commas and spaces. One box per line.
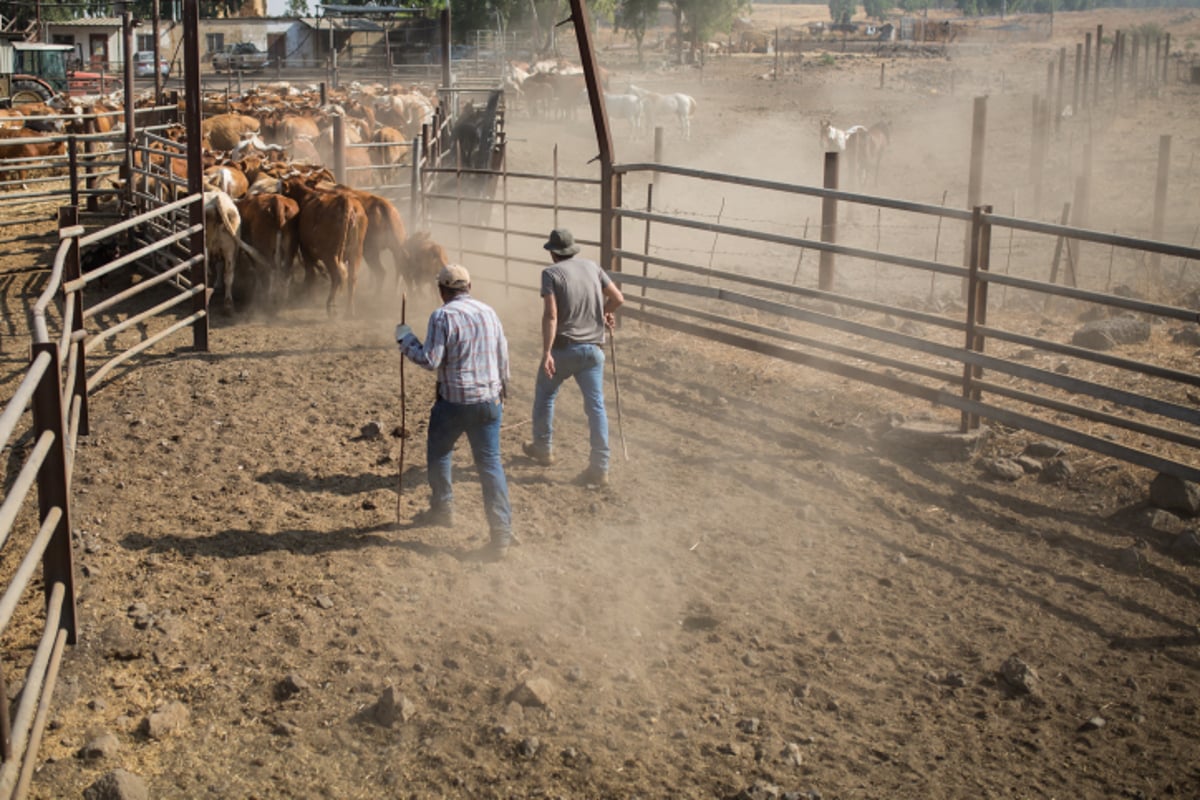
543, 228, 581, 257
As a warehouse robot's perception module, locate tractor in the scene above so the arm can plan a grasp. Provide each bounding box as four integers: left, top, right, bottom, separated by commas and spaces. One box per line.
1, 38, 121, 106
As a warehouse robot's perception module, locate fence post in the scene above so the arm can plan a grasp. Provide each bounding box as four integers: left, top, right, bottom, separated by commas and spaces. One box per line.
59, 206, 89, 437
409, 135, 421, 233
333, 114, 346, 185
1151, 134, 1171, 276
819, 151, 838, 292
1094, 24, 1103, 109
502, 147, 509, 294
1080, 42, 1089, 112
960, 204, 992, 433
1131, 34, 1139, 97
184, 0, 208, 352
1163, 33, 1170, 83
67, 137, 79, 208
30, 342, 77, 644
963, 96, 987, 300
1082, 32, 1091, 111
1055, 47, 1066, 132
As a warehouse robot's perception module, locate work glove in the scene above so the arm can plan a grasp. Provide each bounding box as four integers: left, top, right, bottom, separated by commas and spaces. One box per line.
394, 323, 413, 342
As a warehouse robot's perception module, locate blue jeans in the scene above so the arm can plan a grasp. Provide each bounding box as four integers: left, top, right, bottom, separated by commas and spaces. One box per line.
532, 342, 609, 473
426, 397, 511, 535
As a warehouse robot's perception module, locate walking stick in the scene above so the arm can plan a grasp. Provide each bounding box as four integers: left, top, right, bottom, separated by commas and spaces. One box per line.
396, 293, 407, 525
608, 325, 629, 462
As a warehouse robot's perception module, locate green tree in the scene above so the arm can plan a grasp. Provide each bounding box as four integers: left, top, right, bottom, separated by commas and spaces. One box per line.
287, 0, 310, 16
828, 0, 855, 24
614, 0, 661, 66
862, 0, 893, 19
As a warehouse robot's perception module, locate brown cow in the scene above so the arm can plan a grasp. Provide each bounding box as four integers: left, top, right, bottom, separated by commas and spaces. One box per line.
0, 127, 66, 183
236, 192, 301, 312
201, 113, 260, 152
204, 164, 250, 198
281, 177, 367, 316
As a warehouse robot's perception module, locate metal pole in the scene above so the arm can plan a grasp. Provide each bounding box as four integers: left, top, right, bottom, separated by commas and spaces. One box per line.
1094, 24, 1103, 109
567, 0, 617, 272
123, 11, 136, 213
153, 0, 163, 102
333, 114, 346, 184
60, 206, 88, 436
440, 8, 451, 89
183, 0, 208, 351
1055, 47, 1065, 132
1073, 42, 1082, 112
32, 342, 77, 643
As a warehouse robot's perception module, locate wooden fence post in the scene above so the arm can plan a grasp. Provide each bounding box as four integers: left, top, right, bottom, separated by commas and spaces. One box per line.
963, 96, 987, 300
961, 204, 992, 432
1151, 134, 1171, 276
1094, 24, 1103, 108
1073, 42, 1082, 112
1163, 33, 1170, 83
1082, 32, 1091, 111
1055, 47, 1066, 132
819, 152, 838, 292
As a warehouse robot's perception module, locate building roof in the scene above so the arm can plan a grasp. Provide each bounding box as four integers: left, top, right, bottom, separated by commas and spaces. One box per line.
46, 17, 122, 28
300, 16, 385, 32
317, 4, 425, 14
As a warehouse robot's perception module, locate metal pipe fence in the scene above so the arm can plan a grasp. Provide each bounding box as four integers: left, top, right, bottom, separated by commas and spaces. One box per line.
420, 145, 1200, 483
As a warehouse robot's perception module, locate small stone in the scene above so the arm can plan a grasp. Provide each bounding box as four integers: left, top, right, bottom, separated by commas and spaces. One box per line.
507, 677, 555, 708
83, 769, 149, 800
998, 655, 1038, 695
272, 720, 301, 736
717, 742, 741, 756
1014, 455, 1043, 473
782, 741, 803, 767
1039, 458, 1074, 484
983, 457, 1024, 481
737, 717, 760, 734
741, 652, 760, 667
1150, 473, 1200, 517
314, 595, 334, 610
275, 673, 308, 700
1114, 546, 1147, 575
827, 629, 846, 644
141, 701, 190, 739
361, 499, 377, 511
1023, 441, 1066, 459
1079, 715, 1106, 732
517, 736, 540, 758
942, 671, 967, 688
1169, 531, 1200, 564
564, 665, 583, 683
78, 731, 120, 760
372, 686, 416, 727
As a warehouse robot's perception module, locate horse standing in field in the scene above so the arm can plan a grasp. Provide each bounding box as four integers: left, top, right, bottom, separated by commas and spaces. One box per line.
630, 86, 697, 140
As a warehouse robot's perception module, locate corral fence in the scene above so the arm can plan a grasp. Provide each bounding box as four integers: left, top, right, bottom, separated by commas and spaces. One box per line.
421, 135, 1200, 485
0, 190, 207, 796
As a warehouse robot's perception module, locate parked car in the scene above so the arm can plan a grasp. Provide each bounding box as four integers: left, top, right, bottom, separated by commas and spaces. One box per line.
134, 51, 169, 78
211, 42, 269, 73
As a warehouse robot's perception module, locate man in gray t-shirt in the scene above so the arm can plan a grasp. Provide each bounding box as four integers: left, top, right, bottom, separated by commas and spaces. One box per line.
523, 228, 625, 486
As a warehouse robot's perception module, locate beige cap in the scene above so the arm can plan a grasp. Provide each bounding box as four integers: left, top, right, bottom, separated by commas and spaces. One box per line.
437, 263, 471, 289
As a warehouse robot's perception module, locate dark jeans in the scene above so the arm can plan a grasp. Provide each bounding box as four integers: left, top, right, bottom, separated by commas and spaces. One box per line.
427, 397, 512, 535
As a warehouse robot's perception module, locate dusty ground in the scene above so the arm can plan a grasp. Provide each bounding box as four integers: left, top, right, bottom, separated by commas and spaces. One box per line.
1, 5, 1199, 799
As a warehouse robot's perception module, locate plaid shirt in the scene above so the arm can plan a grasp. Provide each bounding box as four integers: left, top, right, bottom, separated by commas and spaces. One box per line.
400, 294, 509, 404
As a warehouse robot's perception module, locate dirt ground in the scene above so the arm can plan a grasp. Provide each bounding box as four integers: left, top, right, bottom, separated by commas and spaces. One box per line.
2, 5, 1200, 799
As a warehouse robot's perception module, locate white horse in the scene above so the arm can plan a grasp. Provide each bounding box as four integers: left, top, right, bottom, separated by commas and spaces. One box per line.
819, 118, 867, 153
630, 86, 697, 140
603, 92, 645, 137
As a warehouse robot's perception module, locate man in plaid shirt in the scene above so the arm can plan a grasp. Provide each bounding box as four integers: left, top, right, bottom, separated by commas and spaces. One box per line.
396, 264, 513, 560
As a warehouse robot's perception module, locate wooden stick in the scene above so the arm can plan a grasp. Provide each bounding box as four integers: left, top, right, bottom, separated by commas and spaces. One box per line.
396, 292, 407, 525
790, 218, 810, 285
928, 189, 948, 303
705, 196, 726, 288
609, 327, 629, 462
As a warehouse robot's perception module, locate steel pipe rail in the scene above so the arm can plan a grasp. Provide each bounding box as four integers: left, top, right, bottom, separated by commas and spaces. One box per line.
0, 432, 55, 553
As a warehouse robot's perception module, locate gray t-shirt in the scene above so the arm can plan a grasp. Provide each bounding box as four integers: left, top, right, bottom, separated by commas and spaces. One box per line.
540, 257, 612, 346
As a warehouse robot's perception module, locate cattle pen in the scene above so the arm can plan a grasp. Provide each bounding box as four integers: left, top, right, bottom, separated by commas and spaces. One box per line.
2, 2, 1200, 797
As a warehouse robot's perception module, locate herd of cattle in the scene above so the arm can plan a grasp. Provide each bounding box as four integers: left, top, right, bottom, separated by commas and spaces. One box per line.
2, 82, 458, 316
0, 63, 700, 316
